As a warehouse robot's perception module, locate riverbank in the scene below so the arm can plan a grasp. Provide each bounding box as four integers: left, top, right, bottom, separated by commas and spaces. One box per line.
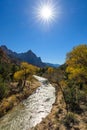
0, 78, 40, 118
0, 76, 56, 130
31, 83, 66, 130
32, 83, 87, 130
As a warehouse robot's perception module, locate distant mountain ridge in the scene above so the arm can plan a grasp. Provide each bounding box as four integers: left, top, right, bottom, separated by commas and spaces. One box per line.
0, 45, 60, 68
45, 63, 60, 68
0, 47, 10, 64
1, 45, 45, 67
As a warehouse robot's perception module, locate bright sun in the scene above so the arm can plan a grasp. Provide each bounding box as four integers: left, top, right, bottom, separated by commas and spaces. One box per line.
33, 0, 59, 26
40, 5, 53, 21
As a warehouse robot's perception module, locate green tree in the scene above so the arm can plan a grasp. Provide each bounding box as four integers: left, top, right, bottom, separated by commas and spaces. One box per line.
0, 75, 9, 100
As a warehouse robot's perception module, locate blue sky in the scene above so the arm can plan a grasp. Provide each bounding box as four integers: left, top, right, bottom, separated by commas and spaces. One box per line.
0, 0, 87, 64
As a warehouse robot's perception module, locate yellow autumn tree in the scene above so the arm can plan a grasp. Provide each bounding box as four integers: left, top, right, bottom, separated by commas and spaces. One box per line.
66, 44, 87, 84
14, 62, 38, 90
47, 67, 54, 74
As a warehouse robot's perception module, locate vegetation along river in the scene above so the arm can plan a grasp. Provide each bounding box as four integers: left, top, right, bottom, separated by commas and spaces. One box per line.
0, 75, 56, 130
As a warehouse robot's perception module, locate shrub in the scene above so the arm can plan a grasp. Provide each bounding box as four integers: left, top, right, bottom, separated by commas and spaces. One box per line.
62, 112, 79, 128
0, 82, 9, 100
64, 82, 83, 112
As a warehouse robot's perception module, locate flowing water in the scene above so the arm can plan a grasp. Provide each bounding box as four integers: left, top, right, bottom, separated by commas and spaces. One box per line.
0, 75, 56, 130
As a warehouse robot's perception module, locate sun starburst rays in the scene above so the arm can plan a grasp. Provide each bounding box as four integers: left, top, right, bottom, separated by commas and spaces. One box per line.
33, 0, 58, 27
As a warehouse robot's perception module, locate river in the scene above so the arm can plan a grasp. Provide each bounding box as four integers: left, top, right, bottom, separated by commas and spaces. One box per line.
0, 75, 56, 130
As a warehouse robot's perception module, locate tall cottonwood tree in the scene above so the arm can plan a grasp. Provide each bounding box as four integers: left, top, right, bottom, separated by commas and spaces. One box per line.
66, 44, 87, 85
65, 44, 87, 110
14, 62, 38, 90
